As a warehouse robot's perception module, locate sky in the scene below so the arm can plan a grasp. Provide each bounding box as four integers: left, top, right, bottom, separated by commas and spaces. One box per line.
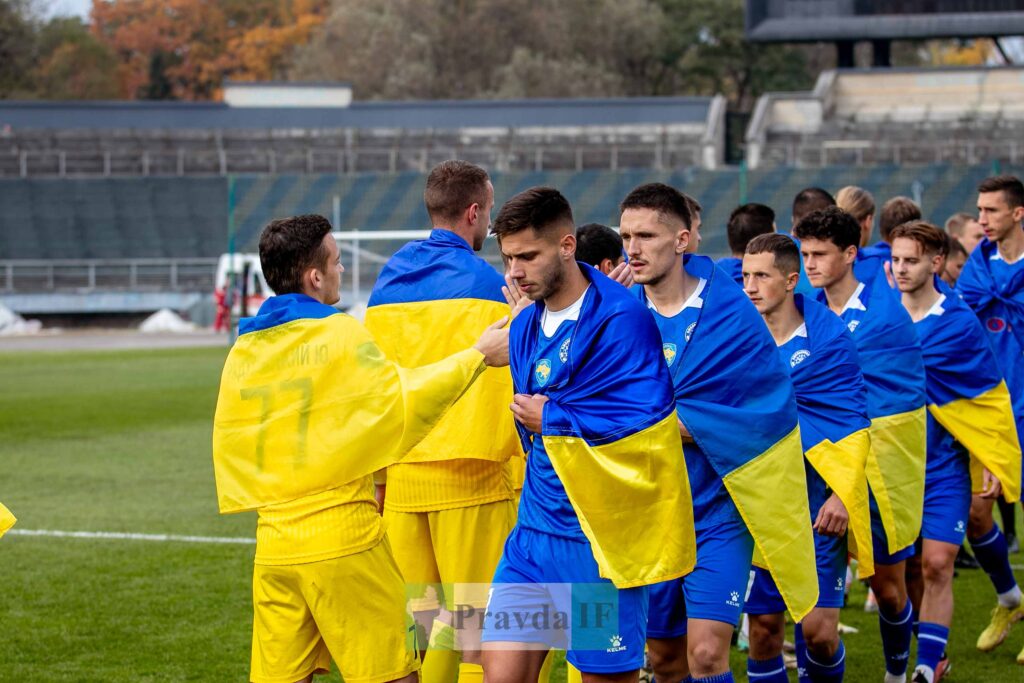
41, 0, 90, 19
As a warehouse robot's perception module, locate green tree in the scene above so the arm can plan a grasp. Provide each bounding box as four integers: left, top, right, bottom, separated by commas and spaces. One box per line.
0, 0, 37, 97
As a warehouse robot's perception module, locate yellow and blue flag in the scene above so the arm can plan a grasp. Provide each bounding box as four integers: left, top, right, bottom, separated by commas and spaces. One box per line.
918, 287, 1021, 502
212, 293, 487, 513
365, 228, 520, 465
509, 265, 695, 589
659, 255, 817, 621
826, 271, 927, 554
958, 238, 1024, 446
0, 502, 15, 538
792, 295, 874, 578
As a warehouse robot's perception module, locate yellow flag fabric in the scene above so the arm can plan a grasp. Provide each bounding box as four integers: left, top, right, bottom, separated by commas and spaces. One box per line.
805, 429, 874, 578
542, 412, 696, 589
932, 382, 1021, 502
212, 310, 486, 513
864, 407, 927, 553
0, 502, 15, 538
365, 298, 519, 464
723, 427, 819, 622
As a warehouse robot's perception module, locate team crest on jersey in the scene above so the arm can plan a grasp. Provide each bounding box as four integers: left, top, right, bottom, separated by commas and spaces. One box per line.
847, 320, 860, 333
663, 343, 678, 367
987, 317, 1007, 333
559, 337, 571, 363
685, 322, 697, 343
790, 350, 811, 368
534, 359, 552, 387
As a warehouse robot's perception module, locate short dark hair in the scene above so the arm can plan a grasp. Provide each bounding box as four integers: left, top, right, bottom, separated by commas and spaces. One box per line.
259, 214, 333, 295
978, 175, 1024, 209
792, 187, 836, 227
792, 206, 861, 252
746, 232, 801, 276
492, 186, 574, 239
684, 194, 702, 216
890, 220, 947, 257
424, 160, 490, 224
879, 196, 922, 242
619, 183, 692, 230
576, 223, 623, 267
948, 237, 968, 259
727, 203, 775, 255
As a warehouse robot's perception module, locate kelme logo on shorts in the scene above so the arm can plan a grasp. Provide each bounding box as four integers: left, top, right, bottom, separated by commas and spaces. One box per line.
727, 591, 740, 607
606, 634, 626, 653
534, 359, 552, 387
663, 343, 678, 367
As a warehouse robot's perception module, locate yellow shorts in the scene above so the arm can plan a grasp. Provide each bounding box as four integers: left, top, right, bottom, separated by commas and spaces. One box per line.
250, 539, 419, 683
385, 499, 516, 611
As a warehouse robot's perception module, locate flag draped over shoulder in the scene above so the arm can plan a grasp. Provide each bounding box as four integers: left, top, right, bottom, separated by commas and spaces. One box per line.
959, 239, 1024, 353
792, 295, 874, 578
365, 229, 519, 464
0, 502, 15, 538
509, 265, 695, 589
918, 287, 1021, 502
660, 254, 817, 622
716, 256, 743, 286
841, 271, 927, 553
212, 293, 486, 513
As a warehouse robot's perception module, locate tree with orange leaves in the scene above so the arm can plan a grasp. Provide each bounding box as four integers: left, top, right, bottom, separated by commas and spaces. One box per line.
90, 0, 327, 100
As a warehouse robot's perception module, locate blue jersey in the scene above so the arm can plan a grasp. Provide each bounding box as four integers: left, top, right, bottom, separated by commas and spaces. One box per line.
649, 282, 741, 530
834, 282, 870, 336
777, 326, 830, 516
517, 316, 586, 540
986, 253, 1024, 414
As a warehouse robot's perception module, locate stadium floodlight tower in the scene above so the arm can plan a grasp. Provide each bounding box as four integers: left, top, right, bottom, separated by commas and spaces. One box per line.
745, 0, 1024, 67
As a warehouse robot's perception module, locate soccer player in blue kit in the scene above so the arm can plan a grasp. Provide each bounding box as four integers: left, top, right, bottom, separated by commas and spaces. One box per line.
795, 207, 927, 683
481, 187, 695, 683
615, 184, 815, 683
890, 220, 1021, 682
742, 233, 874, 683
958, 175, 1024, 662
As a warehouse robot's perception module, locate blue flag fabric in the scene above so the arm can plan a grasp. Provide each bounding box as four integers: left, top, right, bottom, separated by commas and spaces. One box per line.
509, 265, 696, 587
640, 255, 817, 621
716, 256, 743, 286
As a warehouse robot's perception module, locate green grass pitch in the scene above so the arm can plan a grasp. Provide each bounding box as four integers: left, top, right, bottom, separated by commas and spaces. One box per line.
1, 347, 1022, 681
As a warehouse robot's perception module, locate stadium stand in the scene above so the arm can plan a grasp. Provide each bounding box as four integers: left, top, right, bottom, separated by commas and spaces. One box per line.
746, 65, 1024, 168
0, 93, 726, 177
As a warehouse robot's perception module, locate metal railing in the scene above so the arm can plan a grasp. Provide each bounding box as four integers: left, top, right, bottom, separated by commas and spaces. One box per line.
0, 258, 218, 293
0, 144, 703, 178
759, 139, 1023, 168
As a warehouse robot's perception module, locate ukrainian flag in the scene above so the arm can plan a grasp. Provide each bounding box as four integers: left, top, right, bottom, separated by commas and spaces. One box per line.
655, 255, 817, 621
365, 229, 520, 465
918, 288, 1021, 502
509, 265, 695, 589
212, 293, 487, 513
792, 295, 874, 578
0, 503, 15, 538
838, 271, 927, 554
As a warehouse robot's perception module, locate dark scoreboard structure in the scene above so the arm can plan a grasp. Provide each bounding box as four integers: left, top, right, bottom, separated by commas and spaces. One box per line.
746, 1, 1024, 42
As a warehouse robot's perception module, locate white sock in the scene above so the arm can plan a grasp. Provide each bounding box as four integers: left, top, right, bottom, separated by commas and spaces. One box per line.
913, 665, 935, 683
884, 673, 906, 683
997, 585, 1022, 609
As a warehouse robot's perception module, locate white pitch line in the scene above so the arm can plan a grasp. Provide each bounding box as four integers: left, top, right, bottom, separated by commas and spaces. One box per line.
9, 529, 254, 545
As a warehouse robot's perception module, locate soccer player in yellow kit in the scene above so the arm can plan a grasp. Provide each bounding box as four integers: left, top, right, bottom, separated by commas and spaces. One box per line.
365, 161, 524, 683
212, 214, 510, 683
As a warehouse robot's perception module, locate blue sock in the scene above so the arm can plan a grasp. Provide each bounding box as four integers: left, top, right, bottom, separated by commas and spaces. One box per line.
915, 622, 949, 674
805, 640, 845, 683
747, 655, 788, 683
878, 600, 913, 676
970, 524, 1019, 595
795, 622, 810, 683
692, 674, 734, 683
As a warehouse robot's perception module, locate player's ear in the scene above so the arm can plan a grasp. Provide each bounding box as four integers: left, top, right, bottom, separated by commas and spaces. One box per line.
786, 271, 800, 290
844, 245, 858, 263
676, 228, 690, 254
560, 233, 577, 261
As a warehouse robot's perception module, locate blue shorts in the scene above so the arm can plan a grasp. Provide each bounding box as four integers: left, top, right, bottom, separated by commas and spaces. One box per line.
870, 496, 916, 566
647, 519, 754, 638
746, 528, 848, 614
920, 470, 971, 546
482, 526, 648, 674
